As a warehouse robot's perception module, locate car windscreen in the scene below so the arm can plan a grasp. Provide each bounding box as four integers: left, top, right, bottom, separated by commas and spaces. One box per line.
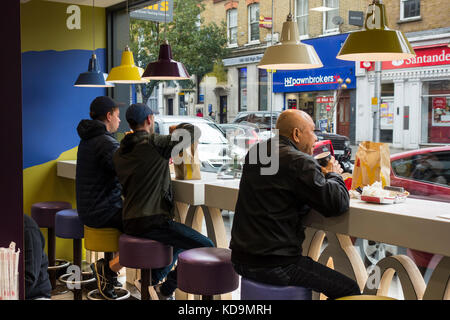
164, 122, 228, 144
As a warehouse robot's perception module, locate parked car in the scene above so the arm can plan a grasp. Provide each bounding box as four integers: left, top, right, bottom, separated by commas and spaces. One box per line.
390, 146, 450, 203
217, 123, 260, 150
232, 111, 281, 131
154, 116, 247, 172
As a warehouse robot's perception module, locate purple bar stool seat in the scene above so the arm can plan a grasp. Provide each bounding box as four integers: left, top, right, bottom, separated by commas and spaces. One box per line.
31, 201, 72, 292
241, 277, 312, 300
177, 247, 238, 300
119, 234, 173, 300
55, 209, 94, 300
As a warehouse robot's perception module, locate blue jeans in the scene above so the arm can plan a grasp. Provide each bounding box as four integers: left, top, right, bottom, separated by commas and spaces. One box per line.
135, 220, 215, 296
233, 255, 361, 300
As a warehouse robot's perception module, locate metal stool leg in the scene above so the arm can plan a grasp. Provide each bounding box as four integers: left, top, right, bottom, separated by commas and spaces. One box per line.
47, 227, 56, 289
73, 239, 82, 300
141, 269, 151, 300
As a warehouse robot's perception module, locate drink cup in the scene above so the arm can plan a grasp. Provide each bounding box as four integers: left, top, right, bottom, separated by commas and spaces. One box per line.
314, 151, 331, 167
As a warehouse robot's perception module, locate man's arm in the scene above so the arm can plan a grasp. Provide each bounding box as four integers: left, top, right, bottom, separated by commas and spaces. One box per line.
24, 226, 43, 295
97, 136, 120, 173
151, 123, 201, 159
294, 157, 349, 217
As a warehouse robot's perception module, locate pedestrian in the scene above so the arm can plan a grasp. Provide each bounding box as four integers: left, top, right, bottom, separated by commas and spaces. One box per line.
76, 96, 125, 299
230, 109, 361, 300
113, 103, 214, 300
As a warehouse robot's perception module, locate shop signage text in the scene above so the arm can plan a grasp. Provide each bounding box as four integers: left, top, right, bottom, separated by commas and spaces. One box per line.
223, 54, 263, 67
130, 0, 173, 23
383, 45, 450, 70
284, 75, 339, 87
316, 96, 334, 103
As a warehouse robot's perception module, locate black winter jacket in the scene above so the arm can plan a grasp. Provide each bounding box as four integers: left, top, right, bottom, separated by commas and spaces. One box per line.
24, 214, 52, 300
230, 135, 350, 267
75, 120, 122, 227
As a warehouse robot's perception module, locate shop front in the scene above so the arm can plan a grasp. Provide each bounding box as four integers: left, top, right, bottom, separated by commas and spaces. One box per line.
356, 43, 450, 149
273, 34, 356, 138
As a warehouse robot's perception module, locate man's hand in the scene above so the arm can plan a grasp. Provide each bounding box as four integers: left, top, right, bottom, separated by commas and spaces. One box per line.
169, 125, 177, 134
321, 156, 343, 175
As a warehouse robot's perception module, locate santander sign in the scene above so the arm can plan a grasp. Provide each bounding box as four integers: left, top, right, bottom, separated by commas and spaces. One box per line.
382, 45, 450, 70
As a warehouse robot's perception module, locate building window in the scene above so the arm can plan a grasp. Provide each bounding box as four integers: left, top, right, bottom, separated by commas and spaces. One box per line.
421, 80, 450, 144
227, 9, 238, 45
323, 0, 339, 34
400, 0, 420, 20
296, 0, 308, 38
258, 69, 268, 111
248, 3, 260, 43
238, 68, 247, 112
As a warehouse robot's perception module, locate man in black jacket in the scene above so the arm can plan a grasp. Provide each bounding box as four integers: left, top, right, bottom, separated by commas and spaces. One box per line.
230, 109, 360, 299
114, 103, 214, 300
24, 214, 52, 300
76, 96, 124, 299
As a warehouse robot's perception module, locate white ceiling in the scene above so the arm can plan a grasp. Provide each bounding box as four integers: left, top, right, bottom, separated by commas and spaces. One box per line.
43, 0, 125, 8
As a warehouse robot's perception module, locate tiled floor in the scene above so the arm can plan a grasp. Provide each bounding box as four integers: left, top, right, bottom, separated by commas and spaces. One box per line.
52, 210, 406, 301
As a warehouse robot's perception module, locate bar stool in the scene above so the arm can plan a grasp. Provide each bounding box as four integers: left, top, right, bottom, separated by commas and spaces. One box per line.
240, 277, 312, 300
177, 247, 238, 300
84, 226, 130, 300
119, 234, 173, 300
31, 201, 72, 294
55, 209, 95, 300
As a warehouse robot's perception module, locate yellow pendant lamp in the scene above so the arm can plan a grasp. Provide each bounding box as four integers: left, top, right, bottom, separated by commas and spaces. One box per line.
337, 0, 415, 61
106, 45, 148, 84
258, 13, 322, 70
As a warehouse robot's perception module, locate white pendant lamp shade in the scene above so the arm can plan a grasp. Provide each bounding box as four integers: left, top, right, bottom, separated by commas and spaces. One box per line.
258, 14, 322, 70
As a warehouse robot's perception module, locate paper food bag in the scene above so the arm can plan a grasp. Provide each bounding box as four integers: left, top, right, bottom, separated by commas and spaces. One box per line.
174, 142, 202, 180
351, 141, 390, 190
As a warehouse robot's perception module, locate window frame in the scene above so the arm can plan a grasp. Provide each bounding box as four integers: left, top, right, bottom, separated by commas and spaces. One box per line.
400, 0, 421, 21
248, 3, 260, 44
258, 68, 268, 111
238, 67, 247, 112
295, 0, 309, 39
322, 0, 339, 35
227, 8, 238, 47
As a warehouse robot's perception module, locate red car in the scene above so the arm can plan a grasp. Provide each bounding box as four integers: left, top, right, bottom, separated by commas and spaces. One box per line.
390, 146, 450, 203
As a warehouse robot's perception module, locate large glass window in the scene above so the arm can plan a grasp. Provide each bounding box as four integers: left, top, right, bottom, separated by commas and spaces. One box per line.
258, 69, 268, 111
323, 0, 339, 34
421, 80, 450, 144
296, 0, 308, 38
401, 0, 420, 20
238, 68, 247, 112
227, 9, 238, 45
248, 3, 260, 42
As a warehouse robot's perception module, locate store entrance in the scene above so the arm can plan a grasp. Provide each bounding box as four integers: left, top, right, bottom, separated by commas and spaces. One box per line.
337, 92, 350, 138
219, 96, 227, 123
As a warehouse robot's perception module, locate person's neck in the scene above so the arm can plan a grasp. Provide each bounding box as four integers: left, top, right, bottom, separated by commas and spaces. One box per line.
133, 126, 150, 133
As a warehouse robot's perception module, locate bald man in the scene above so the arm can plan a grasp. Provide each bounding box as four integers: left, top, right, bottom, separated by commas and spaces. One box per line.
230, 109, 360, 299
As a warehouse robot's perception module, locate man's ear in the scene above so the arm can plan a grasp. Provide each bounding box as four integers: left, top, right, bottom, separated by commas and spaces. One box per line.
106, 111, 113, 122
292, 127, 301, 143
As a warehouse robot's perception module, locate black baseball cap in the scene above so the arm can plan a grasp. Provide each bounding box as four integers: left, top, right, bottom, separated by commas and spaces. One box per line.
126, 103, 159, 124
90, 96, 124, 118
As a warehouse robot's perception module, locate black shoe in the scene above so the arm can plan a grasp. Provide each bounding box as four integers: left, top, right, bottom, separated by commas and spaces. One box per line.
90, 259, 118, 300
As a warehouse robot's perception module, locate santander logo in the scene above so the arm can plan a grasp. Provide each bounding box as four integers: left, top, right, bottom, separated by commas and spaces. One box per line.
383, 45, 450, 70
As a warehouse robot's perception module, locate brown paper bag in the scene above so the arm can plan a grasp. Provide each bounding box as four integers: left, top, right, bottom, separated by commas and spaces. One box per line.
174, 142, 202, 180
351, 141, 390, 190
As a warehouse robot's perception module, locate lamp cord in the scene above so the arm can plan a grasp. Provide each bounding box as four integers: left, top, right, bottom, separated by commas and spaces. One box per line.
92, 0, 95, 53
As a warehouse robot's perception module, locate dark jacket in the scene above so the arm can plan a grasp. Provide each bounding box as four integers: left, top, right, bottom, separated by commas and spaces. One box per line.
230, 135, 350, 267
24, 214, 52, 300
113, 123, 200, 236
75, 119, 122, 227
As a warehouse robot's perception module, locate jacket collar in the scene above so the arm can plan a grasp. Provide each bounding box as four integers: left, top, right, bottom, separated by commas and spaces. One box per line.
278, 134, 300, 152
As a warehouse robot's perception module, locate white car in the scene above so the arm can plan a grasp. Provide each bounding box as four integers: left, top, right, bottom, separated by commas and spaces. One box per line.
153, 116, 247, 172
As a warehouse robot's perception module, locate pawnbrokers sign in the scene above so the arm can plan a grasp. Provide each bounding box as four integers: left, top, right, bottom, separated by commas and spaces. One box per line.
273, 67, 356, 93
130, 0, 173, 23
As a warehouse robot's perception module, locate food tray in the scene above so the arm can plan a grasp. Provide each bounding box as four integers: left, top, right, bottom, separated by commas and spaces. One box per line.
361, 191, 409, 204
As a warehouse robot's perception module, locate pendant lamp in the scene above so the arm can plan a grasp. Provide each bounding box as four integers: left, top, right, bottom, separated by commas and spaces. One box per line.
106, 1, 148, 84
106, 45, 149, 84
337, 0, 415, 61
141, 1, 190, 80
142, 40, 190, 80
258, 12, 322, 70
74, 0, 114, 87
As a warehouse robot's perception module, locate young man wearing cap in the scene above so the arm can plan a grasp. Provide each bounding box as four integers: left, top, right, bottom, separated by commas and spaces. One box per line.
76, 96, 124, 299
113, 103, 215, 300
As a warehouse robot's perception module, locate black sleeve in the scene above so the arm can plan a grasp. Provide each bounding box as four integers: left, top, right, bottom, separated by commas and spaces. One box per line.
24, 226, 43, 294
97, 136, 120, 173
151, 123, 201, 159
294, 157, 350, 217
